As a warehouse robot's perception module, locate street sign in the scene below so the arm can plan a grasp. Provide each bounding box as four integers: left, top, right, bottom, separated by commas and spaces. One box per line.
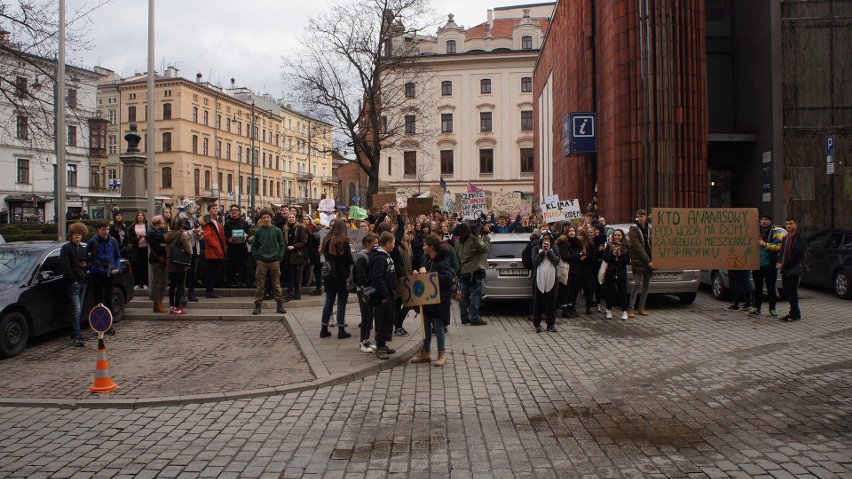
569, 112, 596, 154
88, 304, 113, 336
826, 135, 835, 175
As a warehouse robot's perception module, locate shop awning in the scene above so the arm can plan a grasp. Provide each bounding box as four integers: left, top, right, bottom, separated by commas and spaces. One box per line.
4, 194, 53, 203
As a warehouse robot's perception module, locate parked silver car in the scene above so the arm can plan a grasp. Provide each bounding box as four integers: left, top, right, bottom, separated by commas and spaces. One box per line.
481, 233, 533, 302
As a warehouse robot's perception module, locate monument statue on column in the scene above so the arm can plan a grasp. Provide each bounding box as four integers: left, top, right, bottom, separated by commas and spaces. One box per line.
115, 123, 149, 213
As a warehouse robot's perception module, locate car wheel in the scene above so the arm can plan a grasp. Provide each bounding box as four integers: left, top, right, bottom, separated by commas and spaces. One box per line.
0, 311, 29, 358
679, 292, 697, 304
835, 270, 851, 300
111, 289, 126, 323
711, 272, 727, 300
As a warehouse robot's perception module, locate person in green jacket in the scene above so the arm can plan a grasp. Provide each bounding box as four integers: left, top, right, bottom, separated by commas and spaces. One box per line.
251, 209, 286, 315
454, 221, 491, 326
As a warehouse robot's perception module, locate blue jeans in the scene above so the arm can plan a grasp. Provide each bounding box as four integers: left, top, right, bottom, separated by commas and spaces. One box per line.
422, 310, 446, 352
459, 270, 485, 323
67, 282, 87, 338
321, 290, 349, 326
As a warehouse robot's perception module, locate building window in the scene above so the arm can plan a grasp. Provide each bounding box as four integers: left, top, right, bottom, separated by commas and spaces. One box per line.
480, 78, 491, 94
216, 114, 221, 129
480, 112, 492, 132
381, 116, 388, 134
203, 110, 209, 126
192, 135, 198, 154
522, 35, 533, 50
226, 118, 231, 132
520, 148, 534, 175
192, 107, 198, 122
446, 40, 456, 54
16, 115, 28, 140
440, 150, 454, 175
405, 115, 416, 134
521, 111, 533, 131
17, 159, 29, 183
405, 82, 415, 98
194, 169, 200, 196
202, 137, 209, 156
67, 88, 77, 108
388, 157, 392, 176
128, 105, 137, 122
441, 81, 453, 96
204, 170, 211, 190
227, 174, 233, 193
163, 103, 172, 119
521, 76, 532, 92
108, 109, 116, 124
162, 132, 171, 151
218, 172, 223, 192
162, 166, 172, 188
441, 113, 453, 133
65, 125, 76, 146
403, 151, 417, 176
67, 164, 77, 187
226, 143, 231, 160
15, 76, 27, 98
108, 135, 117, 154
216, 140, 222, 158
480, 149, 494, 175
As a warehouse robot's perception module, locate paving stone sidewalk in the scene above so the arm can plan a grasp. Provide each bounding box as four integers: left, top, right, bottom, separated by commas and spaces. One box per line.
0, 288, 849, 478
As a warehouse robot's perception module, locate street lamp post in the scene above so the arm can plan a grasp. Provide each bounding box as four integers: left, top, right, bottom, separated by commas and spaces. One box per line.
249, 100, 255, 212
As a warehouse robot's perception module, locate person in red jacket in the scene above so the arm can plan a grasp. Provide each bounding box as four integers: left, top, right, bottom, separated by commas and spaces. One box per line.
201, 204, 227, 298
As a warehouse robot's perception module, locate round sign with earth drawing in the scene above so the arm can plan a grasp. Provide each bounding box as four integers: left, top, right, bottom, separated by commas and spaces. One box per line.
88, 304, 113, 335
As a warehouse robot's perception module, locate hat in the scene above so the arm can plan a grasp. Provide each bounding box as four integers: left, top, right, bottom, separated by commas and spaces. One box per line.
112, 210, 123, 219
759, 212, 772, 221
313, 218, 321, 225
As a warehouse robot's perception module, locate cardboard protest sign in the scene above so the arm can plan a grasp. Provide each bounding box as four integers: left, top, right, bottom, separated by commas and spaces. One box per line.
371, 193, 396, 208
541, 198, 581, 224
544, 194, 559, 206
443, 192, 456, 213
347, 228, 366, 256
349, 205, 367, 220
319, 212, 337, 227
406, 197, 434, 218
492, 192, 522, 214
460, 192, 487, 220
518, 199, 533, 216
398, 273, 441, 307
396, 195, 408, 208
318, 199, 335, 212
651, 208, 760, 270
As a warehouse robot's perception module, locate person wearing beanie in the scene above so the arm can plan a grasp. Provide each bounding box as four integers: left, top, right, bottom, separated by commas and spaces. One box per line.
532, 229, 560, 332
749, 212, 787, 317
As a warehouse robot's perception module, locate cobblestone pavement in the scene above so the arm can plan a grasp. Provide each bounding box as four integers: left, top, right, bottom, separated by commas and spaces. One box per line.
0, 320, 312, 399
0, 288, 850, 478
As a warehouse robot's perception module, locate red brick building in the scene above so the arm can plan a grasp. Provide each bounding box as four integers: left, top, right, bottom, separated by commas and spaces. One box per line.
333, 159, 369, 207
534, 0, 708, 223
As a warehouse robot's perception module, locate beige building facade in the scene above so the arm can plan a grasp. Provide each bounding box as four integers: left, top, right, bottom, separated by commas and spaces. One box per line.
380, 4, 553, 200
97, 68, 333, 212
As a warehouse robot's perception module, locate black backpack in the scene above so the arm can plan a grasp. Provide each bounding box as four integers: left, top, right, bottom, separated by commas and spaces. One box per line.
521, 241, 533, 270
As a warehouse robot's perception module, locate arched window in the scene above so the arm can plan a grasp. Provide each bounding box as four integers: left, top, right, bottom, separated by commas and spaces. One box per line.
446, 40, 456, 54
161, 167, 172, 188
349, 183, 357, 203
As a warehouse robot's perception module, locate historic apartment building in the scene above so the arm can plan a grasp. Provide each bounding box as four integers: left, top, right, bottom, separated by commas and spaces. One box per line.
97, 68, 334, 212
380, 3, 554, 200
0, 43, 107, 223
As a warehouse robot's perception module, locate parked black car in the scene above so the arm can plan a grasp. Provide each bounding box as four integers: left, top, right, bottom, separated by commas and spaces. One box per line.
0, 241, 134, 358
802, 229, 852, 299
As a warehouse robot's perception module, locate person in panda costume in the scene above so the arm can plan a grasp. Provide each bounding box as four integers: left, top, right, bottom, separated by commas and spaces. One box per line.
532, 229, 560, 333
178, 200, 204, 305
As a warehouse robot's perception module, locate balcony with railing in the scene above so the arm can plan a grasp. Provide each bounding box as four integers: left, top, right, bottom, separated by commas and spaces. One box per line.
296, 172, 314, 181
320, 175, 336, 184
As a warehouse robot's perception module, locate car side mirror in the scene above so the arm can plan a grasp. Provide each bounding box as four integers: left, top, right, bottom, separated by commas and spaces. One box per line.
38, 270, 57, 282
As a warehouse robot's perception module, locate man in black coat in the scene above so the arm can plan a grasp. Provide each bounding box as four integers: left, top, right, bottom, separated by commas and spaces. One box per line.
368, 231, 397, 360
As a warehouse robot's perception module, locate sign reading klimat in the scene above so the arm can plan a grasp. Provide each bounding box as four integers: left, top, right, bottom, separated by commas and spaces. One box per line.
651, 208, 760, 270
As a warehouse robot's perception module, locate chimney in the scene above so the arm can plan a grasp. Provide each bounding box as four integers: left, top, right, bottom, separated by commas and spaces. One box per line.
230, 77, 236, 88
263, 93, 272, 102
166, 66, 179, 78
487, 9, 494, 29
196, 72, 203, 83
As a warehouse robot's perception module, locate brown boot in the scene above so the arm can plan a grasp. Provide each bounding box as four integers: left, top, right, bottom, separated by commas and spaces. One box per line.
638, 307, 650, 316
410, 348, 431, 363
627, 309, 635, 318
153, 301, 167, 313
434, 351, 447, 367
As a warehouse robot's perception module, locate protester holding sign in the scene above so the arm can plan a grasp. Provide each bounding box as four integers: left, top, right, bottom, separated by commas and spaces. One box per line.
489, 210, 521, 233
410, 235, 454, 367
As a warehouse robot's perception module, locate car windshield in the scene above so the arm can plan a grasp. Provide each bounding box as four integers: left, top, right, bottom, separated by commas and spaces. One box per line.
488, 242, 527, 259
0, 249, 39, 284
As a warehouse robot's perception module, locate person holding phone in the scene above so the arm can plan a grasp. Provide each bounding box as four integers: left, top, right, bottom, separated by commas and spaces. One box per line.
532, 230, 560, 332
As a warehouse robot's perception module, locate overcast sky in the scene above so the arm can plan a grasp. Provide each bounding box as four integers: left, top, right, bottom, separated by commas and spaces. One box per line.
77, 0, 505, 101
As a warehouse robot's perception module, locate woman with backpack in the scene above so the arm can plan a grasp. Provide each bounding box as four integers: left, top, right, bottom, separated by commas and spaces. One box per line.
319, 220, 355, 339
410, 234, 454, 367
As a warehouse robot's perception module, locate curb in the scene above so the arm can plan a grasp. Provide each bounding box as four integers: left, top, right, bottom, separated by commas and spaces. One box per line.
0, 319, 420, 411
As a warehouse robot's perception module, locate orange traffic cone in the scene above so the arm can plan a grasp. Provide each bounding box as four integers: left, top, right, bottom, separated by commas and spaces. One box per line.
89, 343, 119, 393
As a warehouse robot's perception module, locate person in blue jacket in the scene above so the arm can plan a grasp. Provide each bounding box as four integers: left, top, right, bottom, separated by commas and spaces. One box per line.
489, 210, 521, 233
87, 220, 121, 335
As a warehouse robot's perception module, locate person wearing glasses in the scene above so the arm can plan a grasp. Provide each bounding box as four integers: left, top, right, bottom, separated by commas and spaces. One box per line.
60, 222, 91, 347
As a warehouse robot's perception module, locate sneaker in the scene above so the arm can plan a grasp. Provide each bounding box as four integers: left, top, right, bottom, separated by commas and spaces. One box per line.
595, 304, 602, 312
169, 306, 181, 315
385, 346, 396, 354
784, 315, 802, 322
176, 308, 188, 315
535, 325, 542, 333
393, 327, 409, 336
747, 307, 760, 315
627, 309, 635, 319
605, 309, 612, 319
725, 304, 740, 311
546, 326, 557, 333
359, 341, 374, 353
376, 347, 389, 360
770, 309, 779, 318
621, 311, 628, 321
73, 337, 84, 347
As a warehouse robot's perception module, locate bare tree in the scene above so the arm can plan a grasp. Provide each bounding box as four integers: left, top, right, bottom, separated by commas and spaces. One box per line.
0, 0, 109, 152
284, 0, 437, 208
